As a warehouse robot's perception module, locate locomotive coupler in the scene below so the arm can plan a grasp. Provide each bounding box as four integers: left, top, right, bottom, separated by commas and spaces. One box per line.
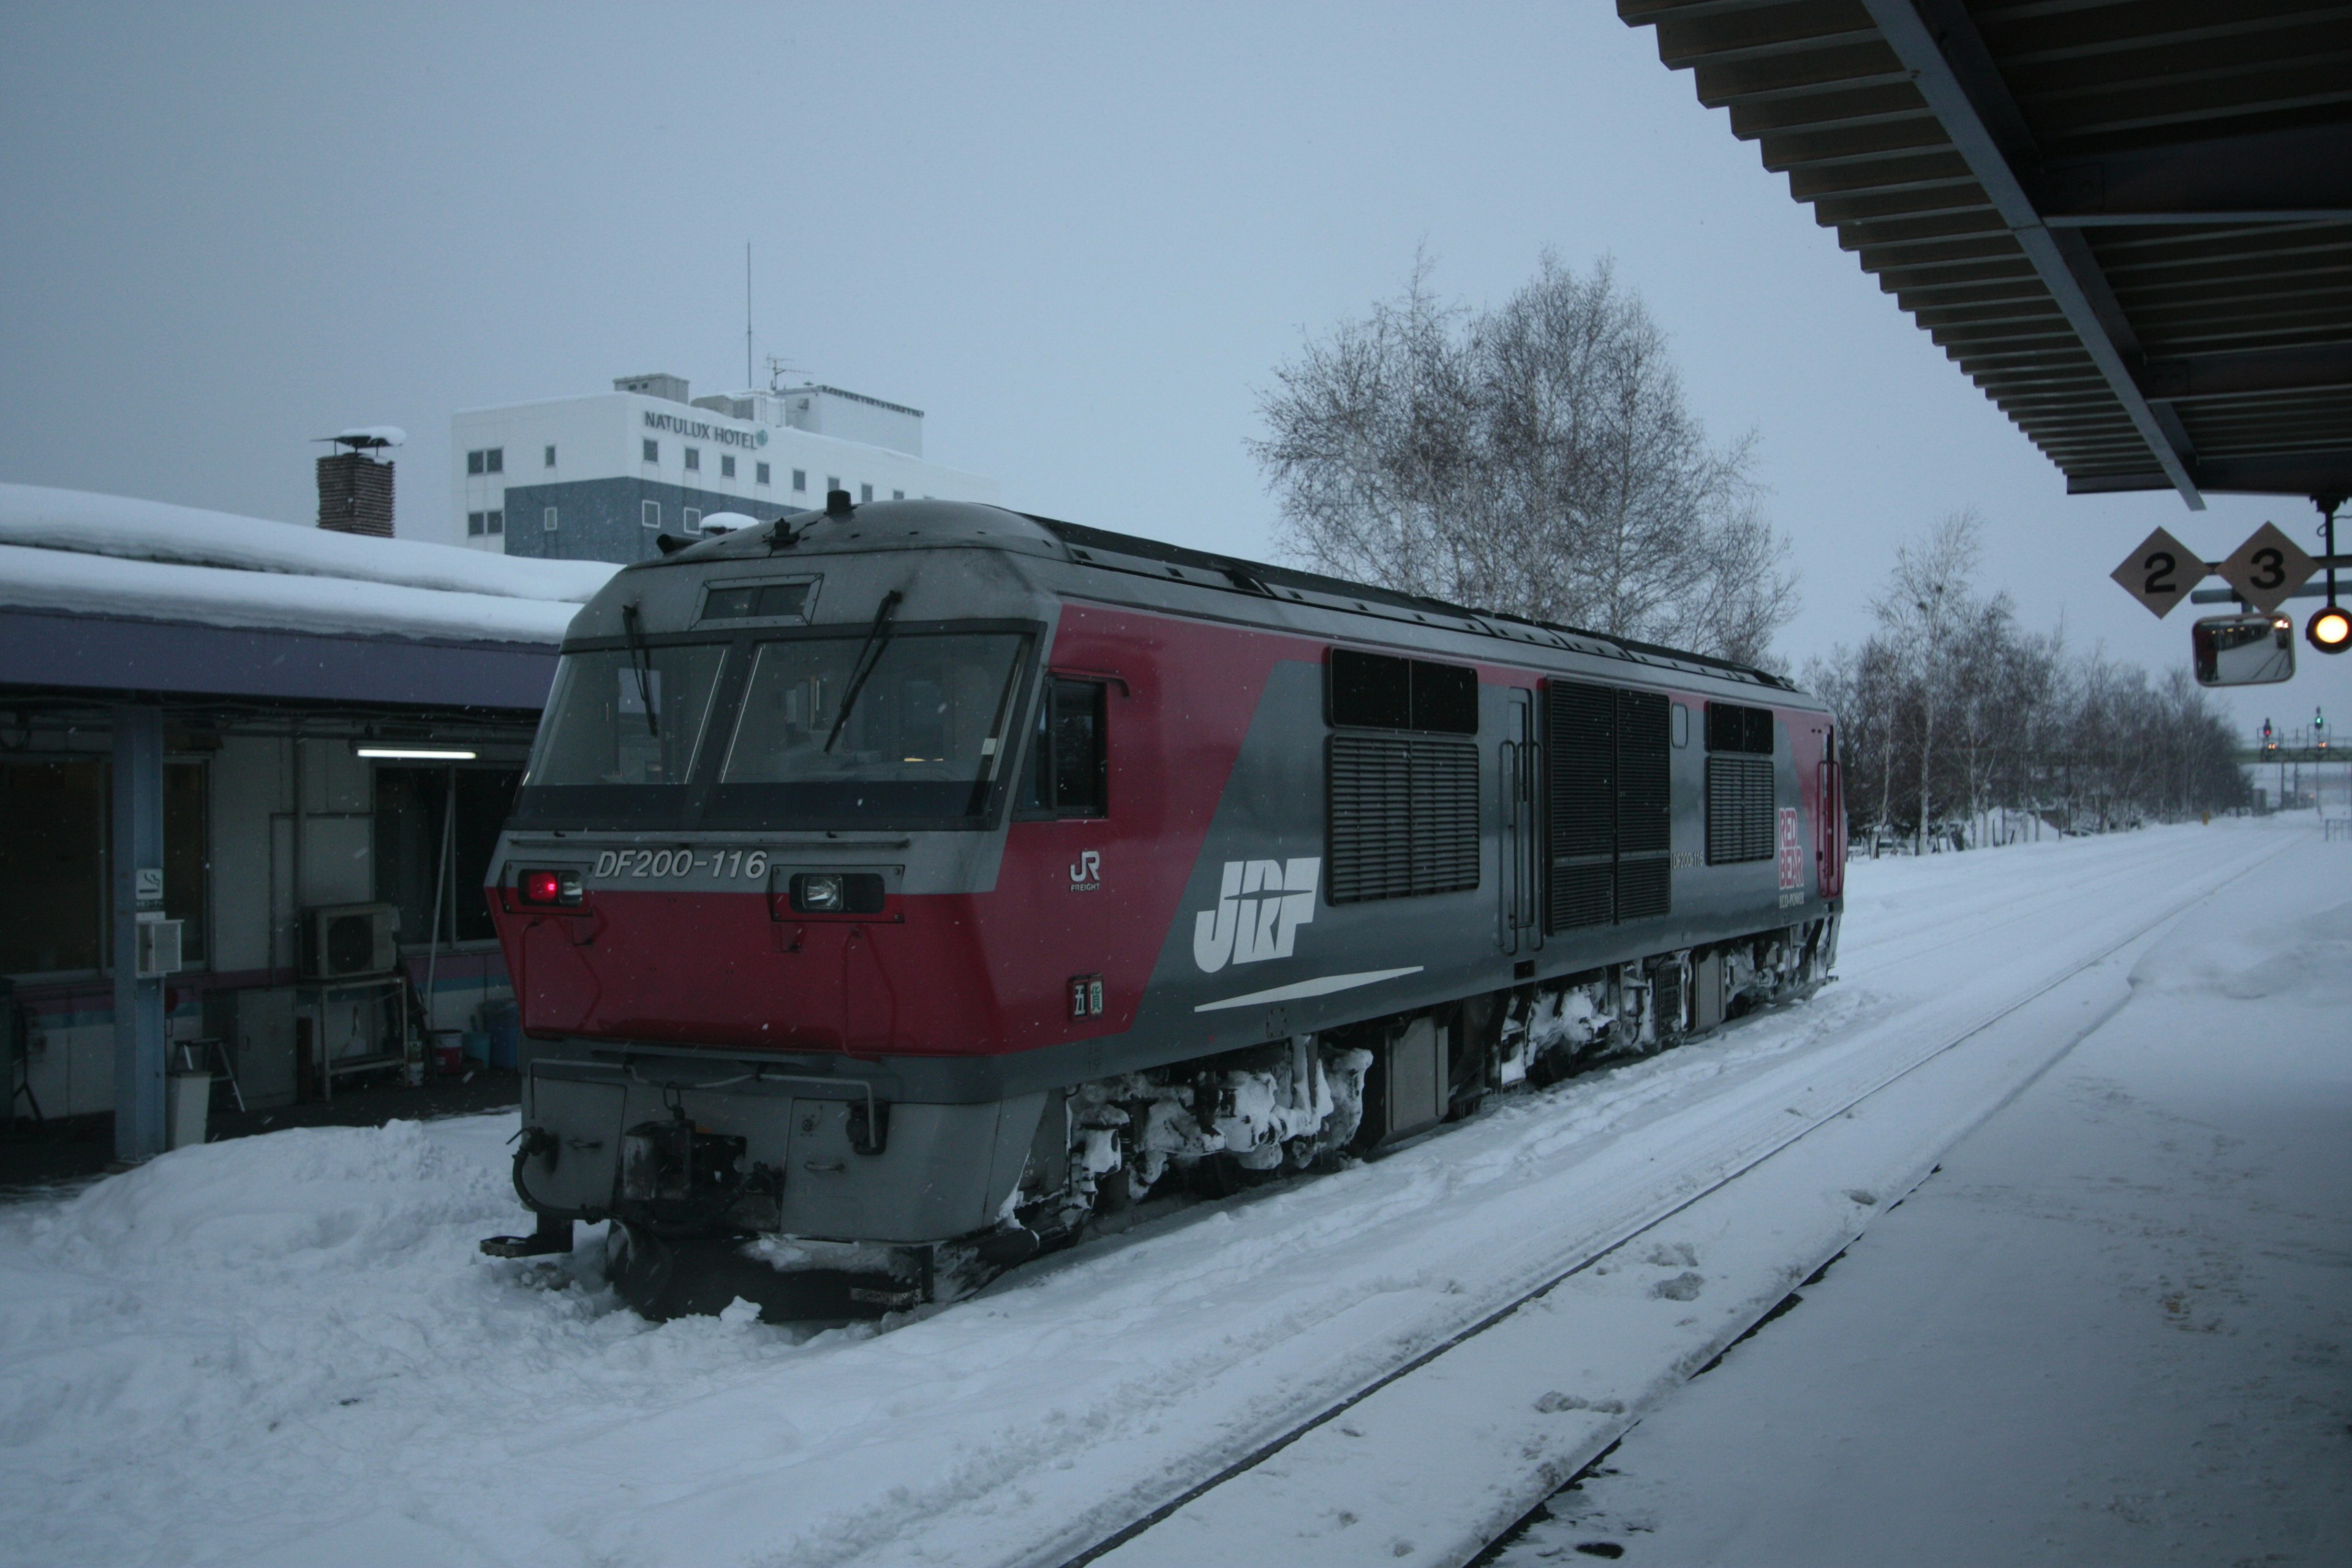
619, 1099, 757, 1234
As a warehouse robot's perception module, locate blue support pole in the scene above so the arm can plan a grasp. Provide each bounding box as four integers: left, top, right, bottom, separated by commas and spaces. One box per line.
111, 704, 167, 1161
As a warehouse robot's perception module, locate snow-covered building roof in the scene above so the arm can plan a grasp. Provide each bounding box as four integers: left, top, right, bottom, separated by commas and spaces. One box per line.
0, 483, 616, 709
0, 482, 614, 645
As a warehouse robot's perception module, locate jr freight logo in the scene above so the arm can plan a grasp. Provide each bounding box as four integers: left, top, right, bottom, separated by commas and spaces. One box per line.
1193, 858, 1321, 973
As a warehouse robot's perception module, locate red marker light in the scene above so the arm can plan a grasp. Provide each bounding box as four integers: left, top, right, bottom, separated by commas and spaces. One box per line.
518, 869, 583, 907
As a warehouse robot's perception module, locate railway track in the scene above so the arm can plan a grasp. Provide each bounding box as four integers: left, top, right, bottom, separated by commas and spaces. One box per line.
1035, 832, 2297, 1568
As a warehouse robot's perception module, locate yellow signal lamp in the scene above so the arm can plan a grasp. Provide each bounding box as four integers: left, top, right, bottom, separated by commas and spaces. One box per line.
2309, 603, 2352, 654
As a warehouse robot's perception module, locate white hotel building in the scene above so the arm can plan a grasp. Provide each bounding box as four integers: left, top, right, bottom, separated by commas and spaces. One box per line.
450, 372, 999, 563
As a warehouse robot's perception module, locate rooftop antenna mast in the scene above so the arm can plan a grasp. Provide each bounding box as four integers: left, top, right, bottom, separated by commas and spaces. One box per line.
744, 241, 754, 391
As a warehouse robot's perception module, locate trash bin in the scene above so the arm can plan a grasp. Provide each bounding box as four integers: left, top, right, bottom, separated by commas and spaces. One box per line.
432, 1030, 465, 1076
167, 1069, 211, 1150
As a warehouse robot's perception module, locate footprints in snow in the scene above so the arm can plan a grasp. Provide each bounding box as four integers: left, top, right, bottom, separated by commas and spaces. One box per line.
1637, 1243, 1705, 1302
1648, 1272, 1705, 1302
1535, 1390, 1625, 1415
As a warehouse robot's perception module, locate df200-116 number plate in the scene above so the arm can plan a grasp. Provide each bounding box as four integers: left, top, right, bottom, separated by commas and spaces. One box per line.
592, 848, 767, 880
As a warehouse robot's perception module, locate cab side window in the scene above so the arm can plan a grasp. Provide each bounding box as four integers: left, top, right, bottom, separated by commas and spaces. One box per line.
1018, 678, 1107, 818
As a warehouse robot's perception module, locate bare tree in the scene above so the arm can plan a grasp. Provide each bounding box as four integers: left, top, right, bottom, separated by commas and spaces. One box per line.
1246, 253, 1487, 605
1812, 513, 2245, 849
1872, 510, 1981, 853
1252, 252, 1798, 666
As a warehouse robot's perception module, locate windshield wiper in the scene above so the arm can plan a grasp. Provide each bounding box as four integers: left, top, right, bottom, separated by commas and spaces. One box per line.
620, 603, 660, 739
823, 589, 905, 753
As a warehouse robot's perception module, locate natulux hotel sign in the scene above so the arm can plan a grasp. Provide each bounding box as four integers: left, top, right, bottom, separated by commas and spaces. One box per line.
641, 409, 769, 450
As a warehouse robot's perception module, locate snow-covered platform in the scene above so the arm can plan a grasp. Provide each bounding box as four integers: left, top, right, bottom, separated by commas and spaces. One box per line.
0, 819, 2341, 1567
1496, 820, 2352, 1567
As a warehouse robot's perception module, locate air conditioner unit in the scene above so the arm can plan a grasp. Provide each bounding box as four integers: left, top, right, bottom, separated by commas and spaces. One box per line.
300, 903, 400, 980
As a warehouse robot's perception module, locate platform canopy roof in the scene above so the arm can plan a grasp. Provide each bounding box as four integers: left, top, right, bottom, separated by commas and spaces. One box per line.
1621, 0, 2352, 511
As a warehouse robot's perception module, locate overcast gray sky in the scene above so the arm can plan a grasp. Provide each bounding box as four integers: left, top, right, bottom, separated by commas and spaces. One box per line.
3, 1, 2342, 740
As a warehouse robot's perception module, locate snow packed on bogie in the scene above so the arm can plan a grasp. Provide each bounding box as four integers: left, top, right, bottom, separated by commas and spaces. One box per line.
481, 498, 1845, 1321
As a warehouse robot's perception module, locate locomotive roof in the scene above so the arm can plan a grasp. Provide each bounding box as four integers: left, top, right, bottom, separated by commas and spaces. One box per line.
624, 499, 1798, 695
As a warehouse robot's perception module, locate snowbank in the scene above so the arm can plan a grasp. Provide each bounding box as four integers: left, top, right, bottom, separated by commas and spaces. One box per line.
0, 481, 617, 644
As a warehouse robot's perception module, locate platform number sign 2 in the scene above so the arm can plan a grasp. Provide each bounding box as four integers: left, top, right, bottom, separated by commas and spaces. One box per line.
2111, 527, 2201, 619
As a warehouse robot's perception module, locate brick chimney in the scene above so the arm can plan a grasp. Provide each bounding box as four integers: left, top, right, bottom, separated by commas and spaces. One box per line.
315, 429, 403, 537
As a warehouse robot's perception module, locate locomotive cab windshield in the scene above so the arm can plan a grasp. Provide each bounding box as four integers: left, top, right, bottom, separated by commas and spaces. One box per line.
513, 624, 1033, 830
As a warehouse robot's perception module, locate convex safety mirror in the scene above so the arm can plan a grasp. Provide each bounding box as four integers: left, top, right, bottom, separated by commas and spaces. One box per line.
2192, 612, 2296, 687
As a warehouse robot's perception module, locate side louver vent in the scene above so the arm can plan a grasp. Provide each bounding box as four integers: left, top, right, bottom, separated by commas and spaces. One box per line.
1328, 735, 1480, 904
1615, 688, 1672, 921
1544, 680, 1674, 929
1544, 681, 1615, 930
1706, 756, 1776, 864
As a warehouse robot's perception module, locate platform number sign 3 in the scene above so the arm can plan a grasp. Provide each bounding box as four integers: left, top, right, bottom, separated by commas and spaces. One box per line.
2111, 527, 2201, 619
2215, 522, 2316, 617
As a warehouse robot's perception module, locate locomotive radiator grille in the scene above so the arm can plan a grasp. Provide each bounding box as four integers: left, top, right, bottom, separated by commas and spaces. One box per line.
1706, 756, 1776, 864
1327, 735, 1480, 903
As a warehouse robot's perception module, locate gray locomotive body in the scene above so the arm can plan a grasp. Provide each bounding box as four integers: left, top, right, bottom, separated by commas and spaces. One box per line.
484, 500, 1844, 1312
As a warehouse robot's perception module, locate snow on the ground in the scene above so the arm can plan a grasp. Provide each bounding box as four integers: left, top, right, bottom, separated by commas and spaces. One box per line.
0, 820, 2326, 1567
0, 481, 615, 644
1499, 820, 2352, 1567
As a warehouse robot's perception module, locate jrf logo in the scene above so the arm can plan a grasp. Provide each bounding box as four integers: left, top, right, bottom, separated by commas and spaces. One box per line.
1069, 850, 1101, 892
1193, 858, 1321, 973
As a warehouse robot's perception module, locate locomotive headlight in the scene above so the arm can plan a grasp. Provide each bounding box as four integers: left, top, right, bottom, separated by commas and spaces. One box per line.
2309, 604, 2352, 654
518, 869, 584, 907
785, 872, 886, 915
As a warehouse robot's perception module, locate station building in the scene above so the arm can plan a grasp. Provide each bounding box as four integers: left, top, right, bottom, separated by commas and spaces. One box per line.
451, 373, 999, 561
0, 482, 612, 1158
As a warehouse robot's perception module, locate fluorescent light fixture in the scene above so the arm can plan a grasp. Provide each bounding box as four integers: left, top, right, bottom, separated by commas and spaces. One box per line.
353, 746, 478, 760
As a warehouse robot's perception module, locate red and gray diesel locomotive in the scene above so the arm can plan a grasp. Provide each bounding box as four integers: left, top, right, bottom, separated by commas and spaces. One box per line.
483, 494, 1847, 1316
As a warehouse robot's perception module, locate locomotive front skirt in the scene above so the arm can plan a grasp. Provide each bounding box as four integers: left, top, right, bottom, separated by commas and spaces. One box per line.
484, 499, 1846, 1314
